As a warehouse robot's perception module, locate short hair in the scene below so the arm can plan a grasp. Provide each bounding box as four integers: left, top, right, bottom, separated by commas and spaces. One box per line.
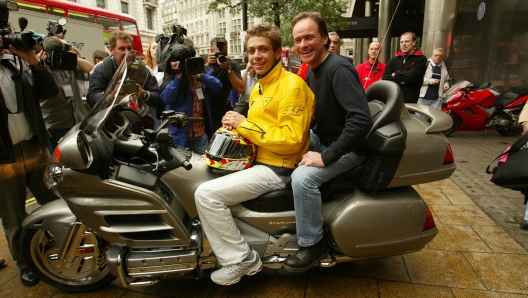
328, 31, 339, 39
401, 31, 417, 41
93, 49, 109, 64
433, 48, 444, 53
184, 38, 194, 47
109, 30, 133, 49
245, 23, 282, 52
209, 37, 226, 48
291, 12, 330, 50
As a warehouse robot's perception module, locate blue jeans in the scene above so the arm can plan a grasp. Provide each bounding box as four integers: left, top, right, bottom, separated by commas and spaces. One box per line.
47, 127, 72, 154
186, 134, 209, 155
291, 130, 363, 247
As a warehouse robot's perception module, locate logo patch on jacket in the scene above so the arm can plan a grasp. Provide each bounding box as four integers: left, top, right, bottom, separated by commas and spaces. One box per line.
282, 106, 304, 116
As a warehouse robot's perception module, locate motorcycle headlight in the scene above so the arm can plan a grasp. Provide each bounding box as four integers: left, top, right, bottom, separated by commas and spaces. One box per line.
45, 164, 64, 188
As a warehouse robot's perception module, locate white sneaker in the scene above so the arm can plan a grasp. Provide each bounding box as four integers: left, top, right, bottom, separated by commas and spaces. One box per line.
211, 250, 263, 285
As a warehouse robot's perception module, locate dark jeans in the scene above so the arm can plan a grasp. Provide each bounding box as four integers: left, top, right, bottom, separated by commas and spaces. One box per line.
0, 138, 58, 268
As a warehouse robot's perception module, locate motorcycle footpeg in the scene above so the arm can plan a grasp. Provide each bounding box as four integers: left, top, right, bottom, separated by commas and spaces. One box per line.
318, 253, 337, 268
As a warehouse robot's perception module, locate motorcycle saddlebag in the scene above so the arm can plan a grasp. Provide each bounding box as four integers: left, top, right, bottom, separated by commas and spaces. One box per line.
358, 121, 406, 191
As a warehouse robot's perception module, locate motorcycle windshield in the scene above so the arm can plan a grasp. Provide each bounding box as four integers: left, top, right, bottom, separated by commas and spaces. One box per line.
442, 80, 471, 101
79, 51, 149, 136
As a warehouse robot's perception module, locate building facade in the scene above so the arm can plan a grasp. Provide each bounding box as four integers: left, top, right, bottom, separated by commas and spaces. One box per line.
75, 0, 164, 53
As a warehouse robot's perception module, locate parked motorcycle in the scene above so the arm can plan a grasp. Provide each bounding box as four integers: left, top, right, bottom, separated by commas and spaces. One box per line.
21, 53, 456, 292
441, 80, 528, 136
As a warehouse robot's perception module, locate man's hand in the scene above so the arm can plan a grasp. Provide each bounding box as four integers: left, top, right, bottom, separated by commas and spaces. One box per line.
205, 53, 217, 67
431, 79, 439, 85
443, 85, 450, 92
170, 61, 183, 78
299, 151, 326, 168
222, 111, 245, 130
218, 56, 231, 71
8, 45, 39, 65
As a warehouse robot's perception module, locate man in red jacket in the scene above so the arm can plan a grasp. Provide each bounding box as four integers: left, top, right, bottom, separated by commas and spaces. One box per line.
356, 41, 385, 90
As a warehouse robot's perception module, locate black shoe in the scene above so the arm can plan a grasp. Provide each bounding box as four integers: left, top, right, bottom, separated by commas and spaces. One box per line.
521, 220, 528, 230
20, 268, 39, 287
283, 239, 329, 273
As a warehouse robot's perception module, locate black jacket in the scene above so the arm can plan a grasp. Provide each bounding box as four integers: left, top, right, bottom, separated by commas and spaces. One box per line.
86, 57, 161, 108
0, 55, 59, 164
382, 50, 427, 103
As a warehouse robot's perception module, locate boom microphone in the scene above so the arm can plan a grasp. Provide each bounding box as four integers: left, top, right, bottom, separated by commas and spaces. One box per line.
18, 17, 28, 32
42, 36, 72, 52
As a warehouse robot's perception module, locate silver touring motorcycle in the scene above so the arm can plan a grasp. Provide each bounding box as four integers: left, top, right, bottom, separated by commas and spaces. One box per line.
22, 52, 456, 291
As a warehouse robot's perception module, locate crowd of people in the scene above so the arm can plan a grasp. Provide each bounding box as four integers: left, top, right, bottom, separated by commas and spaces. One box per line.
8, 9, 520, 290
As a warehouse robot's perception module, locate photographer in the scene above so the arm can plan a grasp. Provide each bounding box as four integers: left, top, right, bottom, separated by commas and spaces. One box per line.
38, 36, 94, 153
161, 44, 223, 154
0, 27, 59, 286
205, 36, 243, 131
87, 30, 161, 109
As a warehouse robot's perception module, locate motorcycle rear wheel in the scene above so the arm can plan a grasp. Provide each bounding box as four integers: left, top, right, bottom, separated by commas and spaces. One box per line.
443, 113, 462, 136
21, 227, 116, 292
497, 126, 522, 136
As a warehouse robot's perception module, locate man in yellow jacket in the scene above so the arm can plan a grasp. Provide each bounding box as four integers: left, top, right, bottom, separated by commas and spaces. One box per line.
195, 22, 315, 286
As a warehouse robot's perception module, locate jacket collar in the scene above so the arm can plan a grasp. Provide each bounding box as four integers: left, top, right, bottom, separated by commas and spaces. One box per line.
395, 50, 423, 57
257, 60, 283, 87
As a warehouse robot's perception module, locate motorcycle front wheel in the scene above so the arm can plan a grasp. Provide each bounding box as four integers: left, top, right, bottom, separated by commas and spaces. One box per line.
443, 113, 462, 136
21, 227, 116, 292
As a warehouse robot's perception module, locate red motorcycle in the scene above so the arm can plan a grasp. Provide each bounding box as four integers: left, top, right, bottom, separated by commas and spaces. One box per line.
442, 80, 528, 136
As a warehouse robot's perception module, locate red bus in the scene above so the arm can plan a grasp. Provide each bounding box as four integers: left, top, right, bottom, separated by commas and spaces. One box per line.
10, 0, 143, 58
281, 47, 302, 74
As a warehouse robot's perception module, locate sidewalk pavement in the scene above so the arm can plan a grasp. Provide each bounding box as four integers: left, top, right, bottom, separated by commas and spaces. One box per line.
0, 130, 527, 298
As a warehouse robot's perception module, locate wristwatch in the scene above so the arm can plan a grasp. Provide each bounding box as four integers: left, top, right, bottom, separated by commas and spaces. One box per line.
29, 59, 43, 69
227, 68, 232, 74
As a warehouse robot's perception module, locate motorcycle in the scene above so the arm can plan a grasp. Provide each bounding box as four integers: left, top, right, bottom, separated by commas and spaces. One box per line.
441, 80, 528, 136
21, 52, 456, 292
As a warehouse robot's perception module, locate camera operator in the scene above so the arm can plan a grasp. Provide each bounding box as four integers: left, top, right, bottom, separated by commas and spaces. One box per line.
87, 30, 161, 109
0, 27, 60, 286
161, 44, 223, 154
38, 36, 94, 153
205, 36, 243, 131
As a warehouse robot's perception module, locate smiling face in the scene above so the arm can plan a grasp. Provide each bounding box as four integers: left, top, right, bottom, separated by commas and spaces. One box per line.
246, 36, 281, 75
292, 18, 329, 69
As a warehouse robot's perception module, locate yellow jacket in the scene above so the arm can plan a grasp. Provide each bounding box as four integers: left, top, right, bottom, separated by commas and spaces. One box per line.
237, 63, 315, 169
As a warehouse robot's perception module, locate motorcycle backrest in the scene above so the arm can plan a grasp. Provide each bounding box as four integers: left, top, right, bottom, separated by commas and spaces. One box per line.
364, 80, 404, 140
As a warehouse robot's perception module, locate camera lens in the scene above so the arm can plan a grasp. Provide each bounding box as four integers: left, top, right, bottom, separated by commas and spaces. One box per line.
218, 55, 227, 64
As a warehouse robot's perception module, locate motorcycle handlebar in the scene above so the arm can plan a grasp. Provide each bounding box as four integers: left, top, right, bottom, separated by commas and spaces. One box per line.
168, 146, 192, 171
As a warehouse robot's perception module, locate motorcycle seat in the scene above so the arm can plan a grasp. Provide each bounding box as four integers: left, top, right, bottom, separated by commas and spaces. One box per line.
240, 166, 363, 213
494, 92, 519, 107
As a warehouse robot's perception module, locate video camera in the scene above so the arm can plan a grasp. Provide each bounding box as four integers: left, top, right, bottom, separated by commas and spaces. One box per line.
214, 34, 228, 64
38, 17, 77, 71
155, 24, 204, 75
0, 0, 36, 50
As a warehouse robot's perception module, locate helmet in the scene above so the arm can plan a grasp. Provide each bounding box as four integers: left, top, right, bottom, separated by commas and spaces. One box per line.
205, 128, 257, 172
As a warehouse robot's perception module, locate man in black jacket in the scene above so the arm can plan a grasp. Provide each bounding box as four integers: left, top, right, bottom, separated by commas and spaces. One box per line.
0, 35, 59, 286
87, 30, 160, 108
382, 32, 427, 103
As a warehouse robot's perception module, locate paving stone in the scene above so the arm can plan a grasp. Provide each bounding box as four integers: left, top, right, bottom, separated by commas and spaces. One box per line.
464, 252, 528, 293
404, 250, 485, 289
428, 225, 491, 252
341, 255, 410, 282
305, 274, 378, 298
430, 205, 496, 226
379, 281, 454, 297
